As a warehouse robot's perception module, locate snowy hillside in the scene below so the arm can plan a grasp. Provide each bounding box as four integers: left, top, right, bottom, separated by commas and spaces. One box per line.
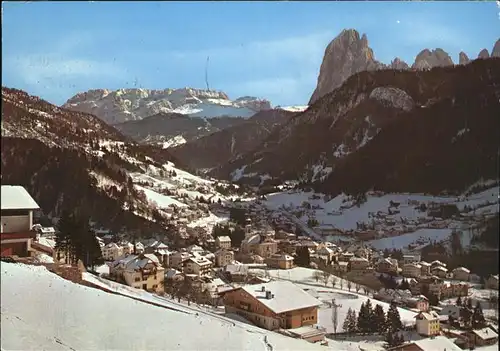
0, 263, 328, 351
63, 87, 272, 124
2, 87, 243, 236
262, 185, 499, 250
277, 105, 309, 112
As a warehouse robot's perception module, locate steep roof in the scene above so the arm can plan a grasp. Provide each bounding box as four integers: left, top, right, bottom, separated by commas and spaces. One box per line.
241, 281, 322, 314
1, 185, 40, 210
412, 335, 462, 351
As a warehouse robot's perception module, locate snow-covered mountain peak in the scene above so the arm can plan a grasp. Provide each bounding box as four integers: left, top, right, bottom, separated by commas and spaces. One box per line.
63, 87, 272, 125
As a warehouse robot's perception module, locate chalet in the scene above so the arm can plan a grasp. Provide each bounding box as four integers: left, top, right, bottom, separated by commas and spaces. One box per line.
452, 267, 470, 281
215, 236, 232, 250
430, 260, 446, 269
266, 253, 294, 270
102, 243, 123, 261
387, 336, 462, 351
109, 253, 165, 294
376, 258, 399, 274
402, 263, 422, 278
169, 251, 190, 269
419, 261, 431, 276
402, 254, 421, 265
1, 186, 40, 257
214, 249, 234, 268
183, 256, 213, 276
485, 274, 499, 290
221, 281, 324, 343
468, 327, 498, 347
315, 246, 335, 264
430, 265, 448, 278
405, 295, 429, 312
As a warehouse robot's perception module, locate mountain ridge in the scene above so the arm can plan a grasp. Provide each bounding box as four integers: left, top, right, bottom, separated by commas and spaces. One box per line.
63, 87, 272, 125
211, 58, 500, 197
309, 29, 500, 104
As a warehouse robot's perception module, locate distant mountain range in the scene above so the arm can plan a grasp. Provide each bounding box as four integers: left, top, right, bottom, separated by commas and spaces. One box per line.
63, 88, 272, 125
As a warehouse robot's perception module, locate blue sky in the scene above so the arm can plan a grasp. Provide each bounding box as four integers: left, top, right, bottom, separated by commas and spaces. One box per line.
2, 1, 500, 107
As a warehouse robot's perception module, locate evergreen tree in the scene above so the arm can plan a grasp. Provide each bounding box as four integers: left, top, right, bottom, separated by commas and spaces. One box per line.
55, 210, 74, 264
373, 304, 387, 334
364, 299, 375, 333
386, 302, 403, 332
357, 301, 372, 334
343, 308, 357, 334
472, 301, 486, 328
456, 296, 462, 306
460, 305, 473, 328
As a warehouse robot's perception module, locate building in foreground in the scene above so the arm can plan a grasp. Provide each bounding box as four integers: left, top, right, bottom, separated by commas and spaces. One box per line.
1, 185, 40, 257
221, 280, 325, 343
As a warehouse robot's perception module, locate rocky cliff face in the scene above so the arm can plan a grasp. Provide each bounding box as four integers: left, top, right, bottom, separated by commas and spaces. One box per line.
412, 48, 454, 69
459, 52, 470, 65
213, 59, 500, 196
478, 49, 490, 59
63, 87, 271, 125
309, 29, 383, 104
390, 58, 409, 70
309, 29, 499, 105
491, 39, 500, 57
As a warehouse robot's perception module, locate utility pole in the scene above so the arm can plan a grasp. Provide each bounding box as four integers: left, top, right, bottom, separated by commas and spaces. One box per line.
331, 298, 342, 338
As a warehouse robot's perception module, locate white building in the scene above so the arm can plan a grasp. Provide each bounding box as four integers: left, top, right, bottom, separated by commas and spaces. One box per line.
1, 185, 40, 257
215, 236, 232, 250
102, 243, 124, 261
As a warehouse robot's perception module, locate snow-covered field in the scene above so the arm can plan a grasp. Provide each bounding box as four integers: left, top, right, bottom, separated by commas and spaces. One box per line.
264, 187, 499, 232
262, 186, 499, 250
366, 228, 453, 251
135, 184, 187, 208
1, 263, 330, 351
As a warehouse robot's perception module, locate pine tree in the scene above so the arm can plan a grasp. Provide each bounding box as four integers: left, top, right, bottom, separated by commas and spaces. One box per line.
387, 302, 403, 332
349, 310, 357, 334
365, 299, 375, 333
357, 301, 373, 334
55, 210, 75, 264
343, 308, 357, 334
342, 308, 352, 333
373, 304, 387, 334
472, 301, 486, 328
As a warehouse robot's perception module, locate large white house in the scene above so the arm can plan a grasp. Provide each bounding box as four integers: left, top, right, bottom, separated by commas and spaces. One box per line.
1, 185, 40, 257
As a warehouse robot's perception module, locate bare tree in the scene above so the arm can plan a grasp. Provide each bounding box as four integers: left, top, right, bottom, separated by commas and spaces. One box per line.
331, 276, 338, 288
322, 271, 331, 287
355, 283, 361, 293
312, 270, 322, 283
347, 280, 352, 291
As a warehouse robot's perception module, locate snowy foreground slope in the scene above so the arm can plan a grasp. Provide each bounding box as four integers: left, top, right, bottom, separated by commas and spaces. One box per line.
1, 263, 329, 351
